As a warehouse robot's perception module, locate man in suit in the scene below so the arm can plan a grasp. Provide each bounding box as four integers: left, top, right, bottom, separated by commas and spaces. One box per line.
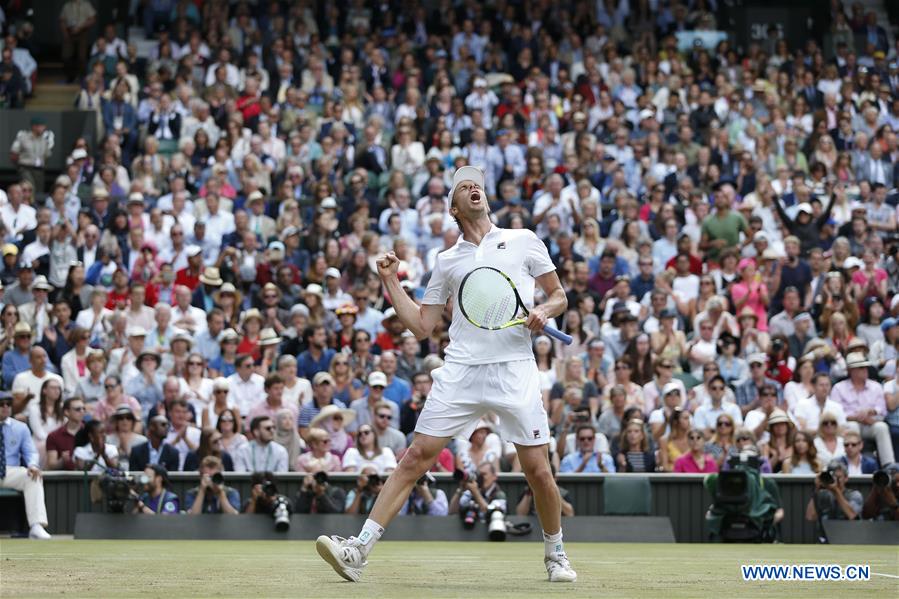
129, 415, 180, 472
856, 143, 894, 187
0, 393, 52, 538
840, 431, 879, 475
355, 124, 389, 175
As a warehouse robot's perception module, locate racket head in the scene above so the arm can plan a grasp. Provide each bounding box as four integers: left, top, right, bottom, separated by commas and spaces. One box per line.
458, 266, 526, 330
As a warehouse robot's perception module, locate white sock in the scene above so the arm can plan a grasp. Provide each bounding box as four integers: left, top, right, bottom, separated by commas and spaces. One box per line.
357, 518, 384, 557
543, 529, 564, 557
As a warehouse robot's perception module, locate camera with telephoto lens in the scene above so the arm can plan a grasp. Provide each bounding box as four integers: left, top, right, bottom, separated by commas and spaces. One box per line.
211, 472, 225, 486
314, 471, 329, 485
98, 467, 148, 513
453, 468, 475, 483
487, 499, 508, 541
873, 470, 890, 488
251, 472, 291, 531
818, 469, 835, 487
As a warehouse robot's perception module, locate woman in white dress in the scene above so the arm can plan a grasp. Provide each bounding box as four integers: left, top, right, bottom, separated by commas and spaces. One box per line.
342, 424, 397, 475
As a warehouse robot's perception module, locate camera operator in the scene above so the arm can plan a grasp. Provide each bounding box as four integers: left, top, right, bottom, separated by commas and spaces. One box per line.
134, 465, 179, 514
449, 463, 506, 523
806, 460, 862, 530
862, 465, 899, 520
345, 466, 385, 515
242, 471, 291, 530
295, 469, 346, 514
398, 472, 449, 516
185, 456, 240, 514
517, 465, 575, 517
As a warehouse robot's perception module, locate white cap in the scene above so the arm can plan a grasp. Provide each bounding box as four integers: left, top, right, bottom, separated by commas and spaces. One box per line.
70, 148, 88, 160
662, 382, 681, 396
126, 326, 147, 337
319, 197, 338, 210
796, 202, 812, 215
186, 245, 202, 257
753, 231, 768, 242
447, 165, 485, 206
368, 371, 388, 387
473, 77, 487, 88
639, 108, 655, 121
843, 257, 863, 269
325, 267, 341, 279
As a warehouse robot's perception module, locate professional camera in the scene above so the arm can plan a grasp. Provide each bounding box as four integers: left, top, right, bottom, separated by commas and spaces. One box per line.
873, 469, 891, 488
818, 469, 835, 487
704, 450, 780, 542
453, 468, 475, 483
251, 472, 292, 531
314, 471, 329, 485
486, 499, 508, 542
211, 472, 225, 486
97, 468, 148, 513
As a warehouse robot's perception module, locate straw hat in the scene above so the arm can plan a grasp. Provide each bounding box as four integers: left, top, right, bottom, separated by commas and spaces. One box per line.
199, 267, 223, 286
259, 328, 282, 346
309, 404, 356, 429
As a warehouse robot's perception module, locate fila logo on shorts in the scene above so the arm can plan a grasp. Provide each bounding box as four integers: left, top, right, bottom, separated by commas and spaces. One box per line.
533, 429, 540, 439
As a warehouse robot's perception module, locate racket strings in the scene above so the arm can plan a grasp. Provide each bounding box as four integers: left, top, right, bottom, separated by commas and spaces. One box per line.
460, 270, 518, 328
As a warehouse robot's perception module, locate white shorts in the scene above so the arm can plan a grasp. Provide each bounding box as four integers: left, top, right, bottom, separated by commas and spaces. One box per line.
414, 359, 550, 446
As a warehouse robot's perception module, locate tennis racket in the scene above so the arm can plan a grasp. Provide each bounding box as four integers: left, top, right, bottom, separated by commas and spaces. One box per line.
458, 266, 573, 345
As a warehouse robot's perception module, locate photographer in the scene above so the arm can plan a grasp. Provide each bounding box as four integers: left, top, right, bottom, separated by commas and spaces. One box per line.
806, 460, 863, 528
295, 470, 346, 514
185, 456, 240, 515
449, 463, 506, 523
345, 466, 385, 515
398, 472, 449, 516
517, 465, 575, 517
242, 471, 291, 531
862, 465, 899, 520
134, 465, 179, 515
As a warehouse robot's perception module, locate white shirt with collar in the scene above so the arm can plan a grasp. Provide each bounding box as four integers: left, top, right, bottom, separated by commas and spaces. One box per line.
226, 372, 265, 417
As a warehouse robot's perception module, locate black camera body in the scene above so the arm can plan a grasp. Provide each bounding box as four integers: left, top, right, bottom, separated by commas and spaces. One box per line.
819, 469, 835, 487
99, 469, 147, 513
873, 469, 891, 488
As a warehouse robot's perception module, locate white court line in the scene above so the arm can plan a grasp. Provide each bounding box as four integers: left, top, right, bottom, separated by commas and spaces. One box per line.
872, 572, 899, 579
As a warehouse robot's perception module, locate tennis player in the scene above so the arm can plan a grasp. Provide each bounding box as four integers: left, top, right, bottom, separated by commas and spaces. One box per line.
316, 165, 576, 583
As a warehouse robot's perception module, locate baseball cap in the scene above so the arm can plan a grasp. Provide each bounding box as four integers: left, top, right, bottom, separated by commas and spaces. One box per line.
368, 371, 388, 387
662, 382, 681, 396
881, 317, 898, 332
843, 257, 863, 270
213, 377, 230, 391
748, 352, 767, 365
447, 165, 485, 206
325, 267, 341, 279
186, 245, 202, 258
796, 203, 812, 215
313, 372, 335, 386
319, 197, 338, 210
2, 244, 18, 256
793, 312, 813, 324
268, 240, 285, 253
126, 326, 148, 337
753, 231, 768, 243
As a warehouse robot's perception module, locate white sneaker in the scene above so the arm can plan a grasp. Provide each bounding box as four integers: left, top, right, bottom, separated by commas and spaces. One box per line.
29, 524, 51, 540
316, 535, 367, 582
545, 552, 577, 582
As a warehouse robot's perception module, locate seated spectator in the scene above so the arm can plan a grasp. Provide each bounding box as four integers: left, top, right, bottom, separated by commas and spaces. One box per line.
724, 429, 773, 473
233, 416, 288, 473
134, 464, 180, 514
184, 427, 234, 472
216, 408, 248, 458
559, 425, 614, 473
792, 373, 846, 433
781, 431, 822, 475
658, 408, 692, 472
11, 345, 64, 401
201, 378, 235, 429
398, 472, 450, 516
309, 404, 356, 458
839, 430, 879, 475
830, 352, 894, 467
185, 456, 240, 514
105, 406, 146, 471
72, 420, 118, 473
123, 349, 165, 417
648, 383, 686, 440
92, 375, 143, 432
705, 413, 737, 469
342, 423, 396, 474
369, 399, 407, 455
0, 392, 52, 538
597, 385, 627, 442
615, 419, 656, 473
673, 428, 719, 473
164, 398, 201, 470
297, 371, 348, 442
862, 465, 899, 520
455, 419, 502, 474
129, 415, 179, 472
761, 409, 795, 473
247, 373, 298, 424
25, 379, 63, 466
345, 466, 385, 515
295, 427, 342, 473
76, 350, 107, 406
3, 324, 38, 390
273, 408, 305, 470
693, 375, 743, 436
45, 397, 86, 471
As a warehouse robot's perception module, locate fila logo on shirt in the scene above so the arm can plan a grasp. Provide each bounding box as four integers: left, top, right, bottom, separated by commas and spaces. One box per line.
496, 242, 507, 250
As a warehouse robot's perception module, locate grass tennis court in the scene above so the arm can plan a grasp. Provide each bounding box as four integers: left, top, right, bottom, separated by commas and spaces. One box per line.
1, 540, 897, 598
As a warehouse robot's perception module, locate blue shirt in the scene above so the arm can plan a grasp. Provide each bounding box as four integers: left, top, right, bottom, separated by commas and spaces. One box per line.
296, 348, 336, 379
1, 417, 39, 470
383, 376, 411, 407
184, 486, 240, 513
2, 349, 30, 389
195, 330, 221, 362
559, 451, 616, 473
297, 398, 347, 429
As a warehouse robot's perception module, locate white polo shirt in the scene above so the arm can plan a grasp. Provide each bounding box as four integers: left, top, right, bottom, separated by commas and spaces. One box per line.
422, 226, 556, 365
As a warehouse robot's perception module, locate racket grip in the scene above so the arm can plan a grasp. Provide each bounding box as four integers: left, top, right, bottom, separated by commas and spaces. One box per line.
543, 326, 573, 345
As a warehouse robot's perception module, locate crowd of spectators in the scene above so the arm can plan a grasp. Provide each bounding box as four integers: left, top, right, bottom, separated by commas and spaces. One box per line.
1, 0, 899, 530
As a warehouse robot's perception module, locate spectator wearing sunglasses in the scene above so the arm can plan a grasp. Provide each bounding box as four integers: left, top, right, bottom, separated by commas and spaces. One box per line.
296, 427, 342, 473
813, 412, 847, 465
693, 375, 743, 437
735, 353, 784, 417
370, 400, 407, 455
233, 416, 288, 473
559, 425, 615, 473
673, 428, 719, 473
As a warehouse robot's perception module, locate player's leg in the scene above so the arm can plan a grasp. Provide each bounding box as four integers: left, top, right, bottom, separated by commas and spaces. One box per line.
516, 443, 577, 583
315, 432, 449, 582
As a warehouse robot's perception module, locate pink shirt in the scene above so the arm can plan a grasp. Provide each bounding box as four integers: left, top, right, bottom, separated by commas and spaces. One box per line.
731, 281, 769, 331
830, 379, 886, 419
673, 452, 719, 473
246, 399, 299, 425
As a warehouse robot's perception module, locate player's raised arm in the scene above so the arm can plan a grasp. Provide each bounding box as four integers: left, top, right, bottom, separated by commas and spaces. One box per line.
526, 270, 568, 333
377, 251, 442, 340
